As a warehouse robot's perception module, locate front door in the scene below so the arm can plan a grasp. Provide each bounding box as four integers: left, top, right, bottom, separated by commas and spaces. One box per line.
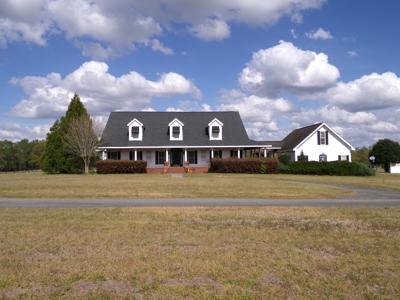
171, 149, 183, 166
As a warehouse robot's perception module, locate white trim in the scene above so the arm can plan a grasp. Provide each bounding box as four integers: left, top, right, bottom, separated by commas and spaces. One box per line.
168, 118, 184, 126
98, 144, 273, 150
293, 123, 355, 151
127, 118, 143, 127
208, 118, 223, 127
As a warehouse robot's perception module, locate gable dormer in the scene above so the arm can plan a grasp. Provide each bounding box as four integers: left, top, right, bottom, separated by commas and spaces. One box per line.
168, 118, 184, 141
208, 118, 223, 140
127, 118, 143, 141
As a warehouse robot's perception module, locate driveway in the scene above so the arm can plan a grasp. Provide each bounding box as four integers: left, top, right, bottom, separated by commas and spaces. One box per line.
0, 186, 399, 207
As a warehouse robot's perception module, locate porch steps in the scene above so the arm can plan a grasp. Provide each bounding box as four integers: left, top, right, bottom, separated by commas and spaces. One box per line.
167, 166, 186, 174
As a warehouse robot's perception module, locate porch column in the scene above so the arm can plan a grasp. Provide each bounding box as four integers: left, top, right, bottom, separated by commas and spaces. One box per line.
102, 150, 107, 160
237, 148, 241, 159
211, 149, 214, 159
263, 149, 267, 158
134, 149, 137, 161
184, 148, 188, 162
166, 149, 169, 163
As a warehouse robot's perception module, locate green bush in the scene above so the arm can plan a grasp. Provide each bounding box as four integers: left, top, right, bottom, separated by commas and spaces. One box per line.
281, 161, 375, 176
277, 153, 291, 165
209, 158, 278, 174
96, 160, 147, 174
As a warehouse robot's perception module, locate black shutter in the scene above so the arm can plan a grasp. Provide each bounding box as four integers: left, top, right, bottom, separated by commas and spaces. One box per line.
129, 151, 132, 160
338, 155, 341, 161
326, 131, 329, 145
317, 131, 321, 145
118, 152, 121, 160
346, 155, 349, 161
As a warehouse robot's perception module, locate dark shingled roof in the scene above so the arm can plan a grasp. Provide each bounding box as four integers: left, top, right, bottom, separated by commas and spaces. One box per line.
99, 111, 271, 147
280, 123, 322, 151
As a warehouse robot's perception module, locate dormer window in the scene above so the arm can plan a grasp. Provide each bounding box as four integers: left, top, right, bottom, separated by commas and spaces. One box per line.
208, 118, 223, 140
168, 118, 184, 141
127, 118, 143, 141
318, 130, 328, 145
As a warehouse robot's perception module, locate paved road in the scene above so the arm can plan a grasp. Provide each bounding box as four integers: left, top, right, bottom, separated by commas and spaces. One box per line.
0, 185, 399, 208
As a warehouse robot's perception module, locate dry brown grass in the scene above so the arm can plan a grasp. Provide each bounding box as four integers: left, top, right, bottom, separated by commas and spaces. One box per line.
0, 207, 399, 299
0, 172, 356, 199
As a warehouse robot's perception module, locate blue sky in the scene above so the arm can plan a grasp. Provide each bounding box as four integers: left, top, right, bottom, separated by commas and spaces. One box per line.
1, 0, 400, 146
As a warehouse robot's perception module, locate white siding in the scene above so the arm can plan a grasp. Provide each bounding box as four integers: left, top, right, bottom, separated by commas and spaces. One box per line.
390, 163, 400, 174
294, 125, 352, 162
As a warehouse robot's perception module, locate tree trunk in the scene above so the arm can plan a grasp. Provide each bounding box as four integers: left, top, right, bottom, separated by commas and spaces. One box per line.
84, 159, 89, 174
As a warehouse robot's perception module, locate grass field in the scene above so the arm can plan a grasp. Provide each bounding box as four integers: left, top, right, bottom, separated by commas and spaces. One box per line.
0, 171, 399, 199
0, 207, 399, 299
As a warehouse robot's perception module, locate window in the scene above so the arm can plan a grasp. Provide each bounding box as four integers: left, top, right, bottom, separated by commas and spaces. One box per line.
107, 151, 121, 160
338, 155, 349, 161
211, 126, 220, 138
172, 126, 180, 139
127, 118, 143, 141
188, 151, 198, 164
210, 150, 222, 159
319, 154, 327, 162
230, 150, 238, 158
297, 154, 308, 162
155, 151, 166, 165
129, 151, 143, 160
318, 131, 328, 145
131, 126, 140, 139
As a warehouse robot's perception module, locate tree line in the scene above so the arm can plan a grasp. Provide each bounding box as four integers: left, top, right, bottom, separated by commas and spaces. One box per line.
0, 94, 99, 174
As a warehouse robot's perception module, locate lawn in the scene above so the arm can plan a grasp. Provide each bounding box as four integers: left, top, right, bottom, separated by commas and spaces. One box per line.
0, 207, 399, 298
0, 171, 399, 199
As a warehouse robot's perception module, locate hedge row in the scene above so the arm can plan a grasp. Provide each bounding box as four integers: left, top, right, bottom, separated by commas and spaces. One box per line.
209, 158, 278, 174
280, 161, 375, 176
96, 160, 147, 174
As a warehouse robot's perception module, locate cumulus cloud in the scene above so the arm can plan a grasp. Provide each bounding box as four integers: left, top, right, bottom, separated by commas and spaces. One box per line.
305, 27, 333, 40
0, 122, 50, 141
239, 41, 340, 97
10, 61, 201, 118
218, 89, 293, 138
0, 0, 325, 56
190, 19, 230, 41
324, 72, 400, 112
147, 39, 174, 55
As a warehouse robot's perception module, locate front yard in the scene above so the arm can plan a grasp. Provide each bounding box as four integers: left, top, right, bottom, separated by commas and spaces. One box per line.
0, 207, 399, 298
0, 171, 399, 199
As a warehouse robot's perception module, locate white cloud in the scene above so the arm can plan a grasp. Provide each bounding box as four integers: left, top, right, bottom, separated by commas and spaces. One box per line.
190, 19, 230, 41
10, 61, 201, 118
347, 50, 358, 57
218, 89, 293, 138
0, 0, 325, 56
305, 27, 333, 40
239, 41, 340, 97
324, 72, 400, 112
0, 122, 50, 141
147, 39, 174, 55
290, 28, 297, 39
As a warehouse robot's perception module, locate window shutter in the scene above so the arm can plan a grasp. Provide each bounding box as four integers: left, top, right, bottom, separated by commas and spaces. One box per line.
338, 155, 341, 161
346, 155, 349, 161
129, 151, 132, 160
326, 131, 329, 145
118, 152, 121, 160
317, 131, 321, 145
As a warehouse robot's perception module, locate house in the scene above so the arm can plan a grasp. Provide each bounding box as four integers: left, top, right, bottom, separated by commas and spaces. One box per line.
98, 111, 354, 173
278, 122, 355, 162
390, 163, 400, 174
98, 111, 276, 173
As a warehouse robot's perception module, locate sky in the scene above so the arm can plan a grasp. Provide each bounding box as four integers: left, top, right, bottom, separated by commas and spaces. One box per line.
1, 0, 400, 147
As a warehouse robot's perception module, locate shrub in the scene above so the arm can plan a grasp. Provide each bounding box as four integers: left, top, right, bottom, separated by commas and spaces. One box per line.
281, 161, 375, 176
96, 160, 147, 174
277, 153, 290, 165
209, 158, 278, 174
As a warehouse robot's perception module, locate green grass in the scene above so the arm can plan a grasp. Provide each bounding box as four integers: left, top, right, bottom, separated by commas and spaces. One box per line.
0, 207, 399, 298
0, 171, 399, 199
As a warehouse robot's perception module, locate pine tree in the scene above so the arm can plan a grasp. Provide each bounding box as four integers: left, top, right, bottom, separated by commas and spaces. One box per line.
41, 94, 90, 173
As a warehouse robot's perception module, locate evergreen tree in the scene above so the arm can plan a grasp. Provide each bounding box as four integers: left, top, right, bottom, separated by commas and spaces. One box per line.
41, 94, 90, 173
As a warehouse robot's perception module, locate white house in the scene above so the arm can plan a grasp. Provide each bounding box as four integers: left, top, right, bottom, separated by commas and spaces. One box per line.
279, 123, 355, 162
390, 163, 400, 174
98, 112, 354, 173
